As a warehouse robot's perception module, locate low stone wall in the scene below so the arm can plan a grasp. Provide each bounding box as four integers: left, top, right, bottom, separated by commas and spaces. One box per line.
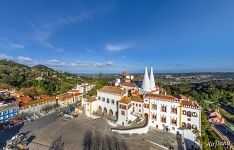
112, 124, 149, 134
112, 114, 149, 134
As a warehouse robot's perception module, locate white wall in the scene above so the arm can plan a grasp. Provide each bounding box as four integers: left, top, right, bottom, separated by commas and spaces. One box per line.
97, 91, 121, 116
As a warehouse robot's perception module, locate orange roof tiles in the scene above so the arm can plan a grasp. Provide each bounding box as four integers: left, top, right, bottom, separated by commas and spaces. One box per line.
180, 99, 199, 108
86, 96, 97, 103
121, 82, 136, 88
131, 95, 143, 103
132, 76, 143, 81
119, 96, 131, 104
121, 72, 129, 76
20, 96, 56, 107
16, 96, 31, 103
57, 94, 73, 101
98, 86, 125, 95
72, 93, 82, 96
147, 93, 179, 102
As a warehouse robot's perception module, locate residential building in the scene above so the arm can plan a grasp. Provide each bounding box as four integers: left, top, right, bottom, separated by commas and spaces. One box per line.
208, 109, 225, 124
0, 103, 19, 123
56, 93, 82, 107
19, 96, 56, 114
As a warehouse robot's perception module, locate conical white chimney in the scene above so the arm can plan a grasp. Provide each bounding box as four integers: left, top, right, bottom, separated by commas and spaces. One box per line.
150, 67, 156, 91
142, 67, 151, 92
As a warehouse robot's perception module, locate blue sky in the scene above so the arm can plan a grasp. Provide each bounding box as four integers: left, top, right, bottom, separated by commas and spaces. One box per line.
0, 0, 234, 73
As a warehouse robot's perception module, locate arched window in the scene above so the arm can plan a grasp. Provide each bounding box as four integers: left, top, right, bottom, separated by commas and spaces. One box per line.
187, 123, 191, 130
98, 106, 102, 111
182, 122, 186, 128
109, 109, 113, 116
192, 124, 197, 130
187, 111, 192, 117
182, 110, 186, 115
192, 112, 198, 117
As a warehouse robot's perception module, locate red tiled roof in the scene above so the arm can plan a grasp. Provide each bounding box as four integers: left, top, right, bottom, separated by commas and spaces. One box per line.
119, 96, 131, 104
98, 86, 125, 95
85, 96, 97, 103
180, 99, 199, 108
121, 82, 136, 88
147, 93, 178, 102
16, 96, 31, 103
121, 72, 129, 76
131, 95, 143, 103
132, 76, 143, 81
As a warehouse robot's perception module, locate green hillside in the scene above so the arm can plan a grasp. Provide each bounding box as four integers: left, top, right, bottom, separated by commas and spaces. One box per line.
0, 59, 94, 97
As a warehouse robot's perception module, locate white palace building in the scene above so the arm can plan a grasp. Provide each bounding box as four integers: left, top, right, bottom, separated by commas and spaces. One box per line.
83, 67, 201, 149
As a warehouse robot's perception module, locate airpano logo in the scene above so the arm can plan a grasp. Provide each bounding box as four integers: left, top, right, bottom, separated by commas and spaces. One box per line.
207, 140, 230, 147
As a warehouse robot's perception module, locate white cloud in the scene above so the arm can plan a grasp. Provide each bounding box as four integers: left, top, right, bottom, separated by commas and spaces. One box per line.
105, 43, 132, 52
0, 53, 13, 60
17, 56, 32, 62
10, 43, 24, 49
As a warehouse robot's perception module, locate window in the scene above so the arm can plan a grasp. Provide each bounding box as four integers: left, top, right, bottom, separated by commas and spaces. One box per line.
187, 111, 192, 117
121, 110, 125, 116
0, 112, 3, 115
98, 96, 101, 100
139, 104, 141, 107
152, 104, 157, 110
171, 118, 177, 125
107, 98, 110, 103
5, 111, 8, 114
133, 103, 135, 106
152, 114, 157, 120
161, 105, 167, 112
192, 112, 198, 117
144, 104, 149, 108
161, 116, 166, 123
120, 104, 126, 110
182, 110, 186, 115
102, 97, 105, 102
192, 125, 197, 130
182, 122, 186, 128
171, 107, 177, 114
111, 99, 115, 104
187, 123, 191, 130
139, 109, 141, 112
136, 103, 138, 107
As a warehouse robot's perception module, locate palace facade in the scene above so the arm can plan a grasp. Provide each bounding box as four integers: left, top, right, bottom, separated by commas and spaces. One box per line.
83, 67, 201, 149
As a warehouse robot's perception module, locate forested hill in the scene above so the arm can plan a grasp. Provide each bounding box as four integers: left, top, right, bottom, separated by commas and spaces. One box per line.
0, 59, 94, 96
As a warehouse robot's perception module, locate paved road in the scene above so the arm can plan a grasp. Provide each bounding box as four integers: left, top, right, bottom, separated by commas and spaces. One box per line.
0, 110, 61, 149
213, 124, 234, 144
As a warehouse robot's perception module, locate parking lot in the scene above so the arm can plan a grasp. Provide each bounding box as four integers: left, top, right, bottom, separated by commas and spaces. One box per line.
1, 107, 183, 150
26, 113, 181, 150
0, 110, 62, 149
